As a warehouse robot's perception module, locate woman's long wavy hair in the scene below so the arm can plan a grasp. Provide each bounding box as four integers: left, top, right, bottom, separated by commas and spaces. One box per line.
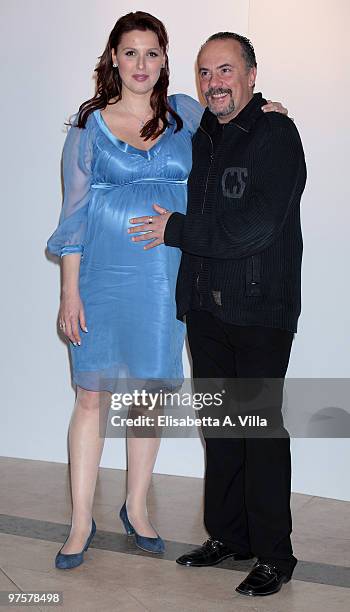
76, 11, 183, 140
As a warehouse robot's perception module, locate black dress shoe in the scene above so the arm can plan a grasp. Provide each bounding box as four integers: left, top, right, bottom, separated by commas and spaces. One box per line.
235, 560, 293, 597
176, 538, 254, 567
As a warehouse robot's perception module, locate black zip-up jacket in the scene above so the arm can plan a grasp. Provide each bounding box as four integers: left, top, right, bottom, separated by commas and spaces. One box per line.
164, 93, 307, 332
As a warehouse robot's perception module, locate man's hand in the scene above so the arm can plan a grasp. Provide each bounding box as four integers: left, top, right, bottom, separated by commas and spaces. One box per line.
262, 100, 288, 115
128, 204, 173, 250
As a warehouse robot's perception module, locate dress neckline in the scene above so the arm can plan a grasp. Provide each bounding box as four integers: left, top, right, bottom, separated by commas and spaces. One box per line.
93, 109, 173, 160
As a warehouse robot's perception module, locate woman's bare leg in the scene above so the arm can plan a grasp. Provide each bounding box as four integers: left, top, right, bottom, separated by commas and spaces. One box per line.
125, 435, 161, 537
60, 387, 109, 553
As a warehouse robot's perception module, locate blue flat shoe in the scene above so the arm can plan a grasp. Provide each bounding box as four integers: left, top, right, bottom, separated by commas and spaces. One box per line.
119, 502, 164, 554
55, 518, 96, 569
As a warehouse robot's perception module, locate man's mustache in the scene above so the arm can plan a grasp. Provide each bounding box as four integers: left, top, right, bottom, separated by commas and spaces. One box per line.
205, 87, 232, 99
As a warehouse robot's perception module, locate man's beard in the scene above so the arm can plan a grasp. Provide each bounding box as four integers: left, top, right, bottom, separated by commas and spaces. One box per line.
205, 87, 235, 117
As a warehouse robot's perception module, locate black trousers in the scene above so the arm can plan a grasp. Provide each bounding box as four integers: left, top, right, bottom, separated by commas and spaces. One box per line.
186, 309, 296, 573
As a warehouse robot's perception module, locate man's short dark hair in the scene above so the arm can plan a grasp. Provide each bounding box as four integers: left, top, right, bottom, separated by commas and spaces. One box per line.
200, 32, 257, 71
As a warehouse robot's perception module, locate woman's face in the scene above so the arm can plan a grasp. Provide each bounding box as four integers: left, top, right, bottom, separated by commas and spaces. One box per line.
112, 29, 165, 97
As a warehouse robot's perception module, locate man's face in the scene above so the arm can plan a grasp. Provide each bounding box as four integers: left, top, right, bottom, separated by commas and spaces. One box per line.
198, 39, 257, 122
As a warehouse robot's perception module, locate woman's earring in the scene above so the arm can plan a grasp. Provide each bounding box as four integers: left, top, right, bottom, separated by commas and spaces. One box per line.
113, 63, 118, 68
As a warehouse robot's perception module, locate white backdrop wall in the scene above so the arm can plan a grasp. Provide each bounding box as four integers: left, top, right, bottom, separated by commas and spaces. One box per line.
1, 0, 349, 501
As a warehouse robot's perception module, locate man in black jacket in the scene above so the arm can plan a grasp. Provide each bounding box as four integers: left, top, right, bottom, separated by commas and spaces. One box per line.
128, 32, 306, 597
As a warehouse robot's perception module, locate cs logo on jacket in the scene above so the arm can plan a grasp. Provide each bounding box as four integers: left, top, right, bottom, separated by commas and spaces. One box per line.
222, 167, 248, 199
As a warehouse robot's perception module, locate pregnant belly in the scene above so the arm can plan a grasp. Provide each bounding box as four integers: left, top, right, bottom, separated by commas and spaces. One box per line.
83, 184, 186, 266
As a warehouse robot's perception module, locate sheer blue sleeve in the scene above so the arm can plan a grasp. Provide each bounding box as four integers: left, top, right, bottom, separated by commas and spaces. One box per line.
47, 115, 93, 258
170, 93, 204, 136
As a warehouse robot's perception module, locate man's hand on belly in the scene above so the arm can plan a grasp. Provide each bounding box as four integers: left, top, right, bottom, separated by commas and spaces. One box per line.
128, 204, 172, 250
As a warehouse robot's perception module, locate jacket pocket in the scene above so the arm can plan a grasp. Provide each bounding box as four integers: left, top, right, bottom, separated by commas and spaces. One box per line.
246, 255, 262, 296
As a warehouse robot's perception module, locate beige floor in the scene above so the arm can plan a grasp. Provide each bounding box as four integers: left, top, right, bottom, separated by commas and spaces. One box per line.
0, 457, 349, 611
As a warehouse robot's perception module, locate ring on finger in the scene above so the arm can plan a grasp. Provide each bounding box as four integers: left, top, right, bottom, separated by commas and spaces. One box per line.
148, 217, 153, 224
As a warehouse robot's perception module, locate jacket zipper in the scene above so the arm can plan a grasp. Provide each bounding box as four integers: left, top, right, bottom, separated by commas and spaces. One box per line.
199, 125, 214, 214
251, 255, 257, 285
196, 126, 215, 304
246, 254, 261, 296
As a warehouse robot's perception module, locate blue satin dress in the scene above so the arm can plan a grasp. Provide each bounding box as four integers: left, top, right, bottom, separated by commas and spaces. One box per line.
47, 94, 204, 391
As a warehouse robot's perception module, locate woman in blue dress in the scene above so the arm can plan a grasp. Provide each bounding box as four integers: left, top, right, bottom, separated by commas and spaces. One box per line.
47, 11, 286, 568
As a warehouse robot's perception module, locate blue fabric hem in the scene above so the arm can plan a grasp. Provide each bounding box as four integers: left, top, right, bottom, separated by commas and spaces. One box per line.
60, 245, 84, 257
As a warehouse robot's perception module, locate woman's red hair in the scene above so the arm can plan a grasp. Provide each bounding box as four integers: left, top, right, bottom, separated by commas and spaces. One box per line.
76, 11, 183, 140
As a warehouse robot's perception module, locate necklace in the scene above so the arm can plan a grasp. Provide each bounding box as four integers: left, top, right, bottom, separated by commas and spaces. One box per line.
120, 106, 153, 128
